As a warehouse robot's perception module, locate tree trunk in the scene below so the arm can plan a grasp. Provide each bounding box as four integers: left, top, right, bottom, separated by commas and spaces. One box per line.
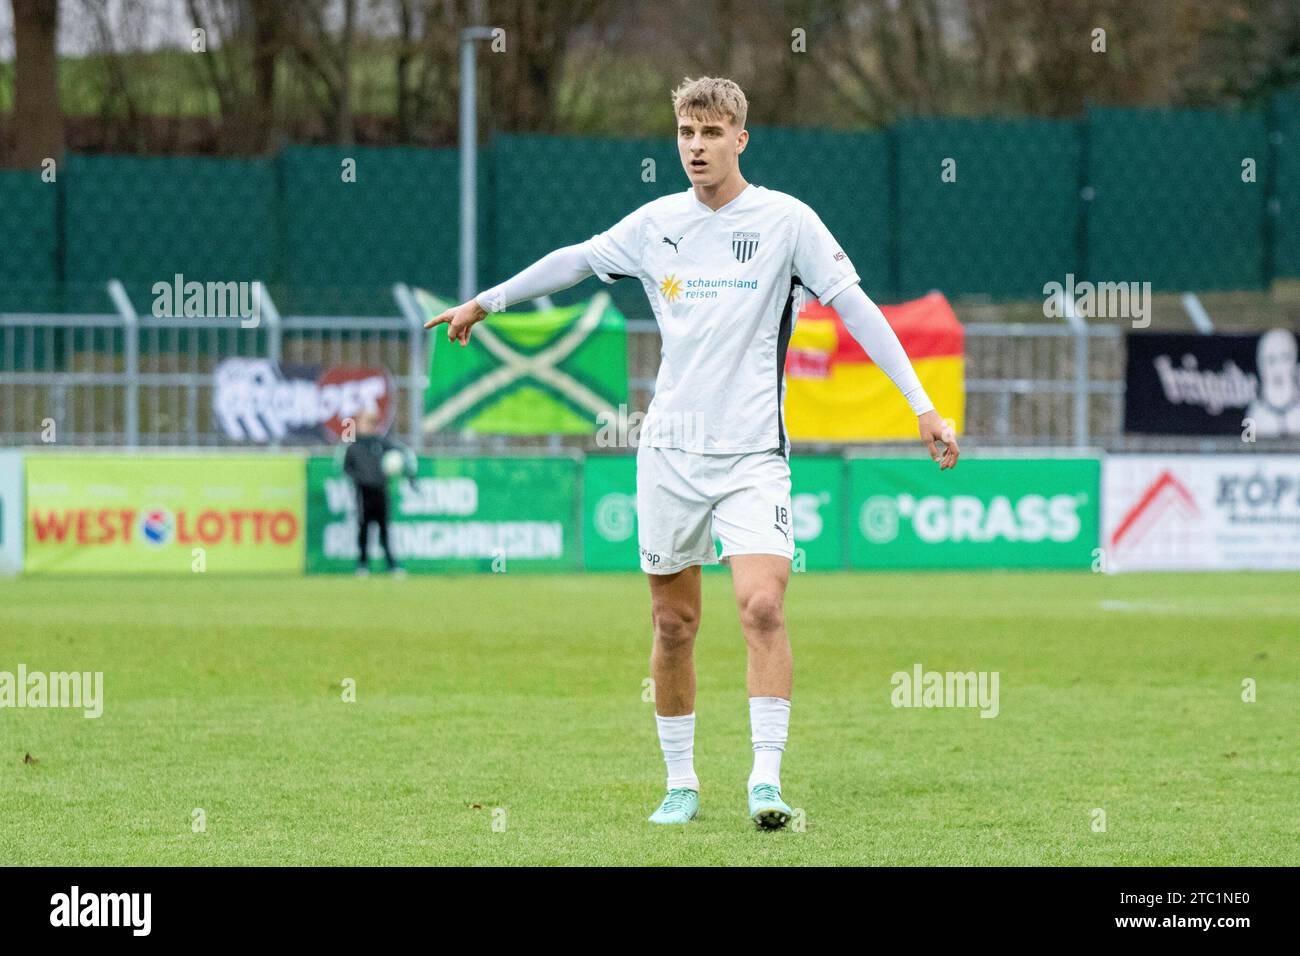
251, 0, 283, 152
11, 0, 64, 168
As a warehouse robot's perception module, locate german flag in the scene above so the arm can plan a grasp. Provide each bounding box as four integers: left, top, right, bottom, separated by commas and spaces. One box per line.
783, 291, 964, 441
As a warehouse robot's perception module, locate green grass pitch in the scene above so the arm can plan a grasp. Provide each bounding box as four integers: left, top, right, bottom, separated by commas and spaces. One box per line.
1, 571, 1296, 866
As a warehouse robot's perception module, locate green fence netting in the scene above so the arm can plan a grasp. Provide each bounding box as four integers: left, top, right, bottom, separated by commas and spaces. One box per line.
3, 91, 1299, 316
895, 116, 1082, 299
0, 168, 59, 311
60, 154, 276, 313
279, 144, 458, 315
1085, 106, 1269, 292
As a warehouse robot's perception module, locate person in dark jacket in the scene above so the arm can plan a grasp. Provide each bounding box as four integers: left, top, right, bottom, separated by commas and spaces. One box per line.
338, 407, 416, 576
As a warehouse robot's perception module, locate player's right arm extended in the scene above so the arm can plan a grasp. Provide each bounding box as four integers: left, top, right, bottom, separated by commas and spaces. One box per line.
423, 243, 595, 345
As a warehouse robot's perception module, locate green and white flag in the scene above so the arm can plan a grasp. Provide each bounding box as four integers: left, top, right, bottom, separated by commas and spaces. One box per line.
416, 289, 628, 436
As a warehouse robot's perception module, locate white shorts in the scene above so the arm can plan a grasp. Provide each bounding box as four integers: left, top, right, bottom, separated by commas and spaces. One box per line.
636, 444, 794, 574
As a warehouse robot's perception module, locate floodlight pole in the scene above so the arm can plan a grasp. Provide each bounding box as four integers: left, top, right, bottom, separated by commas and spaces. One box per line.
460, 25, 495, 304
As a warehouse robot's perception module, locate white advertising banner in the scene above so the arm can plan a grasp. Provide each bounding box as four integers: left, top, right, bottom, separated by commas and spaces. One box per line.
1103, 454, 1300, 571
0, 450, 23, 575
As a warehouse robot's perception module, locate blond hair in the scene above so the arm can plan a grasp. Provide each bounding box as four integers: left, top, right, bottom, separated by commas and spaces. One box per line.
671, 76, 748, 129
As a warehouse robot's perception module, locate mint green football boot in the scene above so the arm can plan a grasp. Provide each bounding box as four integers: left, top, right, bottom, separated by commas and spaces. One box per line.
748, 783, 792, 830
648, 787, 699, 825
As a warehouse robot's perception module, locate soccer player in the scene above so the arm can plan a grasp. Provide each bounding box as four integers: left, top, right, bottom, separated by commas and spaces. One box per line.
425, 76, 959, 829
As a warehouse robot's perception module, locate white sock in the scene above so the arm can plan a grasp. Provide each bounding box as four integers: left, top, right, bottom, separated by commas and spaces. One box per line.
748, 696, 790, 790
656, 712, 699, 792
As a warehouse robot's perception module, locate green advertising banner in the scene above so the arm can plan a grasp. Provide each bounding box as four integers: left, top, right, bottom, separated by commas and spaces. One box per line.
788, 457, 845, 571
307, 456, 580, 573
583, 455, 638, 571
25, 455, 305, 574
582, 454, 846, 572
418, 290, 628, 436
849, 457, 1100, 569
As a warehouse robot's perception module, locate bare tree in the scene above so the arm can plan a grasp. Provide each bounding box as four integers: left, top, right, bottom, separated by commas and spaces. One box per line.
186, 0, 286, 153
386, 0, 459, 145
483, 0, 612, 133
250, 0, 286, 141
9, 0, 1295, 160
10, 0, 63, 167
283, 0, 359, 144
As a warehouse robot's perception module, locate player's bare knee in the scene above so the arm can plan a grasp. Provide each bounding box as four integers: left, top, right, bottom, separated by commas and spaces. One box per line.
652, 605, 698, 651
738, 590, 785, 636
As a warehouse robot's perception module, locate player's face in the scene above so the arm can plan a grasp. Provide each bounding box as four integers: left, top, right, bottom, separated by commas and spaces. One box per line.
677, 112, 747, 187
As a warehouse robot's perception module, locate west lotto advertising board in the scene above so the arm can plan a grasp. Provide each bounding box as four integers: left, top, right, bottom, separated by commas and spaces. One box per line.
581, 455, 845, 571
0, 450, 23, 575
849, 457, 1100, 569
306, 456, 580, 573
24, 455, 305, 574
1102, 454, 1300, 571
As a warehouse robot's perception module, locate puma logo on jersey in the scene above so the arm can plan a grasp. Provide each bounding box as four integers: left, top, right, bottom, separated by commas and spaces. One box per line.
662, 235, 682, 253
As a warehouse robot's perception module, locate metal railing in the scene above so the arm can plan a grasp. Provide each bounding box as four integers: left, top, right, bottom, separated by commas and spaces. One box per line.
0, 281, 1278, 452
1, 282, 428, 450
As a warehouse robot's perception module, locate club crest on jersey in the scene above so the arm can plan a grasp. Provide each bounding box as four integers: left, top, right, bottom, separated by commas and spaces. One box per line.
732, 231, 760, 263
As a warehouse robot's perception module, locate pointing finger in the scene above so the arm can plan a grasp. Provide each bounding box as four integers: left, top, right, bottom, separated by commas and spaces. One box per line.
423, 309, 453, 330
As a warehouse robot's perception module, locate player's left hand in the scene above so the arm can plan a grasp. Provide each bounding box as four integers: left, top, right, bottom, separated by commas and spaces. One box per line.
919, 410, 959, 470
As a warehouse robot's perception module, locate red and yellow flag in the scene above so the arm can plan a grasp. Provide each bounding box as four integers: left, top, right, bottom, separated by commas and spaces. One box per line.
784, 291, 964, 441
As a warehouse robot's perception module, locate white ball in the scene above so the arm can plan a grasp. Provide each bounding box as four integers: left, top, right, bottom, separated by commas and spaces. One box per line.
381, 449, 405, 477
